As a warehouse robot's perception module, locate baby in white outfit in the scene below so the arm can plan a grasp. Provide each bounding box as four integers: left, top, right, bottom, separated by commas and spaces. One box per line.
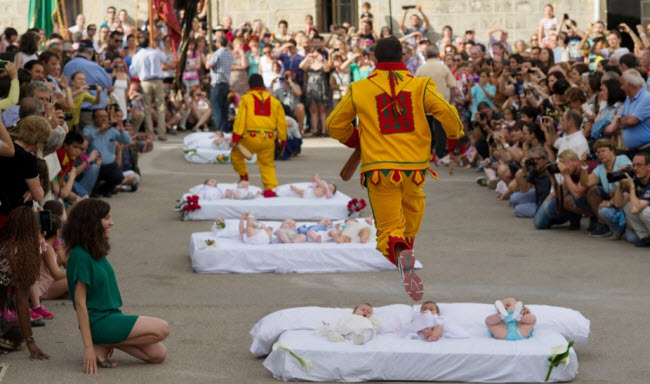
329, 217, 376, 244
318, 303, 382, 345
230, 180, 260, 200
198, 178, 232, 200
239, 212, 272, 245
290, 173, 337, 199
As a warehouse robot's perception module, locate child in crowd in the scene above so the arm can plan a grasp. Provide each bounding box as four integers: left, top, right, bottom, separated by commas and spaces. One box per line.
329, 217, 375, 244
290, 173, 337, 199
359, 2, 374, 23
239, 211, 272, 245
42, 200, 67, 266
69, 71, 102, 130
318, 303, 382, 345
485, 297, 536, 340
274, 219, 307, 243
230, 180, 260, 200
297, 218, 334, 243
29, 215, 68, 320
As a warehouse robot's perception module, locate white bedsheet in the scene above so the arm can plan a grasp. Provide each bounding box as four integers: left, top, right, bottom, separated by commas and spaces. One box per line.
181, 183, 353, 221
190, 220, 421, 274
263, 329, 578, 382
183, 132, 256, 164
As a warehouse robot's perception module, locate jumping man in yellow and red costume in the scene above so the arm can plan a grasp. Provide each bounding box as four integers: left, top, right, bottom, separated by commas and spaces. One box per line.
327, 37, 464, 301
230, 74, 287, 197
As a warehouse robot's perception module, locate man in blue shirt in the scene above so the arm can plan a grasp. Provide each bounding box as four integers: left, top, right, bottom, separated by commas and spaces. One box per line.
206, 36, 234, 132
130, 36, 168, 140
62, 42, 112, 130
82, 109, 131, 197
618, 69, 650, 156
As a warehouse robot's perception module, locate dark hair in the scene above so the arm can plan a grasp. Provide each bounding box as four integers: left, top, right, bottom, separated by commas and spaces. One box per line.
540, 47, 554, 68
602, 78, 626, 106
588, 71, 604, 92
564, 87, 586, 104
510, 54, 524, 64
633, 152, 650, 165
608, 29, 622, 39
63, 198, 111, 260
19, 32, 40, 55
374, 36, 402, 63
571, 63, 589, 76
278, 20, 288, 27
39, 50, 60, 65
421, 300, 440, 313
3, 27, 18, 39
43, 215, 62, 239
43, 200, 64, 218
565, 109, 583, 129
23, 60, 43, 72
353, 303, 372, 313
619, 53, 638, 69
477, 101, 491, 111
109, 30, 124, 39
64, 130, 84, 145
521, 105, 539, 120
551, 78, 570, 95
248, 73, 265, 89
48, 33, 63, 41
524, 122, 545, 144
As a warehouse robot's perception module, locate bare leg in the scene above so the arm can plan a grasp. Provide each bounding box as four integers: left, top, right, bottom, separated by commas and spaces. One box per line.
485, 314, 507, 339
294, 103, 305, 132
290, 185, 305, 197
42, 278, 69, 300
232, 191, 242, 199
318, 105, 327, 134
292, 234, 307, 243
245, 217, 258, 238
307, 230, 321, 243
518, 313, 537, 338
196, 109, 211, 129
358, 227, 371, 243
112, 316, 169, 363
309, 103, 318, 133
275, 229, 291, 243
29, 283, 41, 308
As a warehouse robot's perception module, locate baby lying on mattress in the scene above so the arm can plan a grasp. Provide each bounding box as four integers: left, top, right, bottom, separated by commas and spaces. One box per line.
290, 173, 337, 199
197, 179, 260, 200
239, 212, 273, 245
318, 303, 382, 345
399, 300, 445, 342
486, 297, 537, 341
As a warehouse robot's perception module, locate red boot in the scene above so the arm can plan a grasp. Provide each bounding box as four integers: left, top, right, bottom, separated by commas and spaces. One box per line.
263, 189, 277, 198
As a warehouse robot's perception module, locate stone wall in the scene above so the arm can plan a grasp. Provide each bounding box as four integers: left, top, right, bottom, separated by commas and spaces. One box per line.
8, 0, 607, 46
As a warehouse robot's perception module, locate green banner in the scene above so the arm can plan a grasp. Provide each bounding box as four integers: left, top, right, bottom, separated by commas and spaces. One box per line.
28, 0, 57, 36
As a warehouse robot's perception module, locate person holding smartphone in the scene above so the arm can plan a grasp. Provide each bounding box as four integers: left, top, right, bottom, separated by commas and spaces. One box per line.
399, 4, 430, 46
69, 72, 102, 131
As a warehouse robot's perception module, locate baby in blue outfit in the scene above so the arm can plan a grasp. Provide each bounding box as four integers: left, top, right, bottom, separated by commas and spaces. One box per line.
297, 219, 334, 242
485, 297, 536, 341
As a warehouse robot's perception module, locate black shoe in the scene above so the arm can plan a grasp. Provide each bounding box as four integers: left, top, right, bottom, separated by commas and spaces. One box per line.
588, 224, 612, 238
110, 189, 118, 195
587, 217, 598, 232
31, 319, 45, 327
101, 192, 112, 198
569, 217, 581, 230
130, 183, 138, 192
635, 236, 650, 247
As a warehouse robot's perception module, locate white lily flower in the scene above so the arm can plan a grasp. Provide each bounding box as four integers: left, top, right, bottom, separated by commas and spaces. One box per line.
272, 342, 281, 352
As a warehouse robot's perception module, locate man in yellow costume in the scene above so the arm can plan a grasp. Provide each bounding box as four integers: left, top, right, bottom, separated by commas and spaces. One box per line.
327, 37, 464, 301
230, 74, 287, 198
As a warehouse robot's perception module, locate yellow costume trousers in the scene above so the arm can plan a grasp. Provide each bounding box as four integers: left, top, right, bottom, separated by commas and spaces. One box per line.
231, 132, 278, 190
365, 170, 428, 266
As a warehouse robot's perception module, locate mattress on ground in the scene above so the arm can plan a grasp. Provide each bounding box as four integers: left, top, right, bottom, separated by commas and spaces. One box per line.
249, 304, 590, 357
183, 132, 257, 164
189, 220, 421, 274
263, 329, 578, 382
181, 183, 352, 220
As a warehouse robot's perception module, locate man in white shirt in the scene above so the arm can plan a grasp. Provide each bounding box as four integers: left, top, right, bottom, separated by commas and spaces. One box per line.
130, 36, 167, 140
68, 14, 86, 36
601, 30, 630, 60
544, 109, 590, 160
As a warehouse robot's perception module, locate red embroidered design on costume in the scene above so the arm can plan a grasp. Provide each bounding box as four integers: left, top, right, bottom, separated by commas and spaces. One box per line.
385, 235, 410, 267
253, 94, 271, 116
376, 91, 414, 135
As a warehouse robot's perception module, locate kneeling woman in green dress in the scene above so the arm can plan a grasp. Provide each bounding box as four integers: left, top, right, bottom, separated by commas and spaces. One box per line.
64, 199, 169, 374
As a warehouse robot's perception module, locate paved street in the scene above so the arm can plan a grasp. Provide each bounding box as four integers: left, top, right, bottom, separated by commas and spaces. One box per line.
2, 134, 649, 383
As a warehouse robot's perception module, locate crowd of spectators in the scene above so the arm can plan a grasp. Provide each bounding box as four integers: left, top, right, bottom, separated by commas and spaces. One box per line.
1, 0, 650, 358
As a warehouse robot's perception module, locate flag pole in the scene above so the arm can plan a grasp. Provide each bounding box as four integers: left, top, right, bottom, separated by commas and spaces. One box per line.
148, 0, 154, 47
60, 0, 69, 39
135, 0, 139, 33
207, 0, 213, 49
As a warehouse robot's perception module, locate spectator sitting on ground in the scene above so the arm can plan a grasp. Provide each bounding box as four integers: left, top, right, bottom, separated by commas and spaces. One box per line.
612, 152, 650, 246
578, 139, 633, 238
541, 109, 590, 162
510, 146, 552, 218
82, 109, 131, 197
534, 149, 589, 230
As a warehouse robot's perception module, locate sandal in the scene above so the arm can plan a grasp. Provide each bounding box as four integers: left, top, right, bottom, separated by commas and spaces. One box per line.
397, 250, 423, 301
97, 358, 118, 368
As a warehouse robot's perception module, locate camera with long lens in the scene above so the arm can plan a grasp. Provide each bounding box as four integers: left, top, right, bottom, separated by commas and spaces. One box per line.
546, 163, 560, 174
606, 167, 634, 183
525, 158, 537, 167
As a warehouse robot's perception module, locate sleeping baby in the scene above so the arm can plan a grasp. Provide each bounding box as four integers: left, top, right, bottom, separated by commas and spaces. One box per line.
329, 217, 376, 244
290, 173, 337, 199
296, 219, 334, 243
196, 178, 232, 200
275, 219, 307, 243
239, 211, 272, 245
318, 303, 382, 345
230, 180, 260, 200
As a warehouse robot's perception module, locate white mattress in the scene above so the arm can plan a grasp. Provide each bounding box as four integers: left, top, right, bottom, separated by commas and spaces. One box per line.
181, 183, 353, 221
252, 304, 588, 382
263, 329, 578, 382
183, 132, 256, 164
189, 220, 421, 274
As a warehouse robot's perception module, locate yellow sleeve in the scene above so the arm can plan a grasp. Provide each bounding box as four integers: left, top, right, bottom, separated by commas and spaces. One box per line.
82, 92, 97, 103
0, 79, 19, 109
423, 79, 464, 141
274, 99, 287, 141
326, 88, 358, 147
232, 96, 248, 138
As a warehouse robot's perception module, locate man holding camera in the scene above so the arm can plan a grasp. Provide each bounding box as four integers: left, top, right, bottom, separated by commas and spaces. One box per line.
273, 70, 305, 132
510, 146, 552, 217
534, 149, 589, 229
612, 153, 650, 246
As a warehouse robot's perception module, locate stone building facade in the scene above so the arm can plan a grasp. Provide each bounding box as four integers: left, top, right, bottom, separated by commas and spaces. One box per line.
5, 0, 648, 45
